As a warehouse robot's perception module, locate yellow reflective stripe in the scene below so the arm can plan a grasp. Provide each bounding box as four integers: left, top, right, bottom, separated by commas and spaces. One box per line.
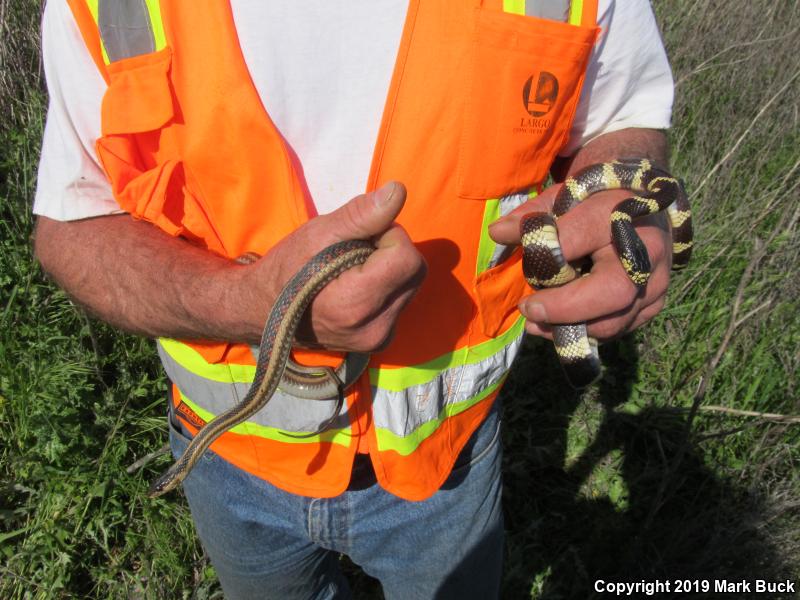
158, 338, 256, 383
475, 198, 501, 276
84, 0, 111, 65
85, 0, 99, 21
568, 0, 584, 25
477, 189, 537, 277
143, 0, 167, 51
503, 0, 526, 15
163, 315, 523, 394
375, 377, 505, 456
369, 316, 525, 392
179, 392, 352, 445
85, 0, 164, 64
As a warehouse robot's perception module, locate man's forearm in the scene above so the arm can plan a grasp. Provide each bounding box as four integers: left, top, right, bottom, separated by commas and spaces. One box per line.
34, 214, 261, 343
34, 183, 424, 352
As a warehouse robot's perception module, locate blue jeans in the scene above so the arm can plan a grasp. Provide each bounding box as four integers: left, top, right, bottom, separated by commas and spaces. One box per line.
168, 403, 504, 599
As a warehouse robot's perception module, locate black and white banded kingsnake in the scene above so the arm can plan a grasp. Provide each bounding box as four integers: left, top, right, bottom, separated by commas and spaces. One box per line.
520, 158, 693, 388
149, 158, 692, 496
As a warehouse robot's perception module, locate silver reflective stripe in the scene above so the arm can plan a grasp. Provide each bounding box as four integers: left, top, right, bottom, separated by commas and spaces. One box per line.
525, 0, 571, 21
158, 328, 523, 439
371, 331, 524, 437
487, 190, 530, 270
98, 0, 156, 63
157, 343, 349, 433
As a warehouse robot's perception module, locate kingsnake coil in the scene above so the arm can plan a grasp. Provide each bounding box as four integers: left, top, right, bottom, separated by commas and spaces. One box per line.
520, 158, 693, 388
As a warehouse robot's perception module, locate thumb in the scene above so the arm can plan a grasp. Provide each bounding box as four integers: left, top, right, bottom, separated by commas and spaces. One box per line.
318, 181, 406, 243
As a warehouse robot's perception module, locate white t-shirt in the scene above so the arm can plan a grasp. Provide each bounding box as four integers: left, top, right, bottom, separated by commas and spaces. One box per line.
34, 0, 674, 220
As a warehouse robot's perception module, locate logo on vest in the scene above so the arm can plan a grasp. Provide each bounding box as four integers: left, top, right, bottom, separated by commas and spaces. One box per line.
175, 401, 206, 429
515, 71, 559, 134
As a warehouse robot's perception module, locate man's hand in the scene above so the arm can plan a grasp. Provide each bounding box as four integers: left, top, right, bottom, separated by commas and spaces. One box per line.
34, 182, 426, 351
234, 182, 427, 351
487, 128, 672, 342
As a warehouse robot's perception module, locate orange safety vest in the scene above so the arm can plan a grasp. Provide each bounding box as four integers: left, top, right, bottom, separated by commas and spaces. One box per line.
67, 0, 599, 501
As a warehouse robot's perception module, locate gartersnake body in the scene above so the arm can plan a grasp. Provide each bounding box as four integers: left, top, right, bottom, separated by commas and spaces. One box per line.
148, 239, 374, 497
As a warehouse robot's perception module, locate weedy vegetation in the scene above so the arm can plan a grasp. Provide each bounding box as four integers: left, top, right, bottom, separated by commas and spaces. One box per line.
1, 1, 798, 598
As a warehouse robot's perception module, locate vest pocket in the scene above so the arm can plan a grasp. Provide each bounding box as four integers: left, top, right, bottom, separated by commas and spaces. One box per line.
101, 47, 175, 136
473, 246, 528, 338
457, 9, 599, 200
95, 46, 228, 256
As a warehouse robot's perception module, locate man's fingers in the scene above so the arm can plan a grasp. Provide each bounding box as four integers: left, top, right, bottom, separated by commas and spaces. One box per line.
519, 245, 644, 325
625, 296, 667, 333
524, 295, 666, 344
313, 181, 406, 245
546, 191, 625, 261
490, 187, 646, 263
518, 206, 671, 324
487, 186, 556, 245
302, 223, 427, 351
336, 281, 422, 353
330, 224, 427, 312
519, 234, 670, 341
256, 181, 408, 297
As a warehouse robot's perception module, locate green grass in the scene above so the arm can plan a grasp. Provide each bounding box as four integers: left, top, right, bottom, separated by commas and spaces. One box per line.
2, 1, 799, 598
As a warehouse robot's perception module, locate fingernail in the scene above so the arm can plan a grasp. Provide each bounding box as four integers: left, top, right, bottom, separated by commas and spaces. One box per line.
375, 181, 397, 206
520, 300, 548, 322
487, 217, 505, 233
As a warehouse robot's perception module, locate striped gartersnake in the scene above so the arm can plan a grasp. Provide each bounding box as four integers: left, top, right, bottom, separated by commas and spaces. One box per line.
148, 239, 374, 497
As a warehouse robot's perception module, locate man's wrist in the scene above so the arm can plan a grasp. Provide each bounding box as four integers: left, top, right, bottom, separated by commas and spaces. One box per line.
558, 128, 669, 179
